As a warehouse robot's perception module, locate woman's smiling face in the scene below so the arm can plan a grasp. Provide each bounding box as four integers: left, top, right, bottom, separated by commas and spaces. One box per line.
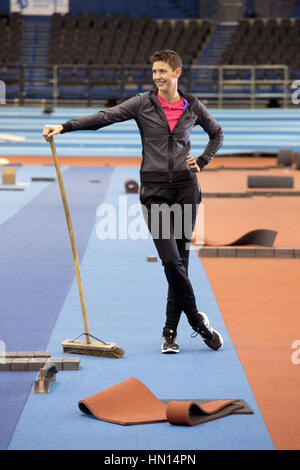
152, 60, 181, 94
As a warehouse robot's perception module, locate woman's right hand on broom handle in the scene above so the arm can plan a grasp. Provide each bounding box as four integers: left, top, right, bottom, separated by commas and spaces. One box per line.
43, 124, 63, 142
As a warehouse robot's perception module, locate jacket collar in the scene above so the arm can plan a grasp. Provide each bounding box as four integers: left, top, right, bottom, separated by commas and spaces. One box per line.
150, 87, 191, 106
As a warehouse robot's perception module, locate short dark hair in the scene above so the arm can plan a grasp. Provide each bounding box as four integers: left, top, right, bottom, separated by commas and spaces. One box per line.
150, 50, 182, 70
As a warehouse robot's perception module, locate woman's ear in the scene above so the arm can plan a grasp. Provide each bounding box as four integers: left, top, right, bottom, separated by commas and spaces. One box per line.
175, 67, 182, 78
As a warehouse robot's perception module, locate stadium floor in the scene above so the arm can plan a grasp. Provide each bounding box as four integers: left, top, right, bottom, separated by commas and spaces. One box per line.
0, 107, 299, 451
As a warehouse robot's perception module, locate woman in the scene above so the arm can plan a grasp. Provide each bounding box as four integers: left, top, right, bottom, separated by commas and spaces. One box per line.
43, 49, 224, 354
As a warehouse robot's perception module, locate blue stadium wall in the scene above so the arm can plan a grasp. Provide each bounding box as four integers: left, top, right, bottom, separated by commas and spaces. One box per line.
69, 0, 199, 18
2, 0, 199, 18
1, 0, 9, 11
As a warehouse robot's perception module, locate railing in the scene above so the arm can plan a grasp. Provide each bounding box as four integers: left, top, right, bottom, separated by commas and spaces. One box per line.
0, 63, 297, 108
192, 64, 291, 108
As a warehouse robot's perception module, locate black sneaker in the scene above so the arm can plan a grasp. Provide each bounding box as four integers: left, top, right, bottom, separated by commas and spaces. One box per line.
161, 328, 180, 354
191, 312, 223, 350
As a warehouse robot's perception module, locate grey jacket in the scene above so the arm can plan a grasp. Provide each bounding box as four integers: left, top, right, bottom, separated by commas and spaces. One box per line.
61, 88, 224, 185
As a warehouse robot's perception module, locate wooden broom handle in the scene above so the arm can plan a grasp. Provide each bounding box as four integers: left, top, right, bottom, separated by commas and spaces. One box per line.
49, 137, 91, 344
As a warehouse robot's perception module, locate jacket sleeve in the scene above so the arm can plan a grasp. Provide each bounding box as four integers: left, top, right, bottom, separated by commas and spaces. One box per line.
192, 98, 224, 170
60, 95, 141, 133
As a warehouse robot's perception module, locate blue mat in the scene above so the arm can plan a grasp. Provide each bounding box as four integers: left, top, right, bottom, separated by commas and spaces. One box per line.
7, 166, 275, 450
0, 165, 69, 226
0, 165, 113, 450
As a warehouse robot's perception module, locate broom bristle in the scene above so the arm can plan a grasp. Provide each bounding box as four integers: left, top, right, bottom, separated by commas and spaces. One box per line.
61, 339, 124, 358
63, 346, 124, 358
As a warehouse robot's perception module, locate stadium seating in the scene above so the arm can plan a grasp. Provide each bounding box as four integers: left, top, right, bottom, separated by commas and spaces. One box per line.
0, 12, 23, 65
48, 13, 212, 66
220, 18, 300, 72
1, 9, 300, 105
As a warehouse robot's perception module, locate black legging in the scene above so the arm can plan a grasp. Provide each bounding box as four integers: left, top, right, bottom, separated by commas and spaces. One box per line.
140, 181, 201, 330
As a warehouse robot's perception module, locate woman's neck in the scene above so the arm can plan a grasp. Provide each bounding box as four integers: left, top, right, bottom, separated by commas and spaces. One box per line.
158, 87, 180, 103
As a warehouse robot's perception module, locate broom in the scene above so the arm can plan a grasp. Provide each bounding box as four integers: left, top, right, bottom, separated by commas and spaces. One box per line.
49, 137, 124, 358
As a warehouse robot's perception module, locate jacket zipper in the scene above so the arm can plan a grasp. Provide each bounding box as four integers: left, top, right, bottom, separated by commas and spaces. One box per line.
150, 91, 191, 184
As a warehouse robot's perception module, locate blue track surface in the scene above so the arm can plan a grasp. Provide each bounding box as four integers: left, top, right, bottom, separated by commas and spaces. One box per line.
0, 165, 113, 450
0, 107, 300, 156
1, 165, 275, 450
0, 165, 68, 225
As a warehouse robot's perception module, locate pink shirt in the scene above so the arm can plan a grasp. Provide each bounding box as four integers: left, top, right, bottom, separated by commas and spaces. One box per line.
157, 92, 186, 132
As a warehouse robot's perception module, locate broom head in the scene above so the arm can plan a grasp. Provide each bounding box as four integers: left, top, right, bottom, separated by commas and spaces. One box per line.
62, 339, 124, 358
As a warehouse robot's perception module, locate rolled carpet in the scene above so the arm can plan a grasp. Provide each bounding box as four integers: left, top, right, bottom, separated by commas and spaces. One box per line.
78, 377, 248, 426
78, 377, 166, 425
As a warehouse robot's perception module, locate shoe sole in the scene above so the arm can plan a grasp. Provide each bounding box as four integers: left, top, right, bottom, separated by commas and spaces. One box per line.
161, 346, 180, 354
204, 333, 223, 351
199, 312, 224, 350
